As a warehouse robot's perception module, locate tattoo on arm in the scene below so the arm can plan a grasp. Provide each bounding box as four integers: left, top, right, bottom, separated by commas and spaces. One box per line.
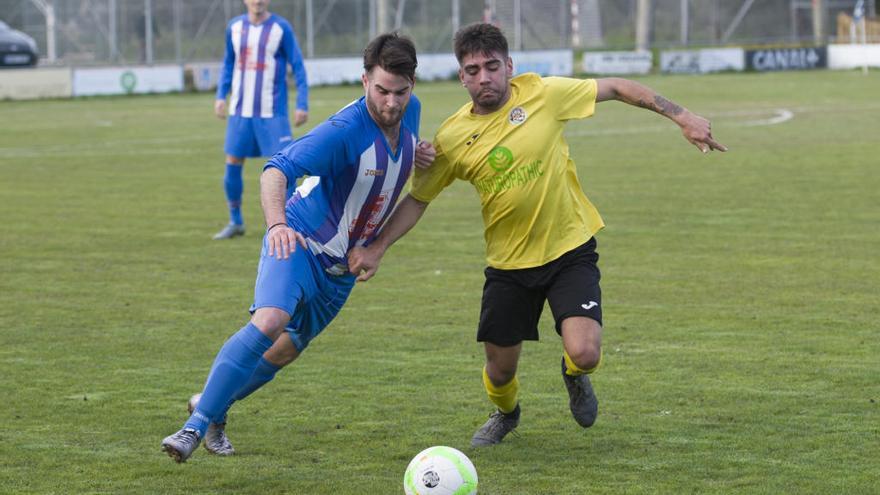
636, 95, 684, 117
654, 95, 684, 116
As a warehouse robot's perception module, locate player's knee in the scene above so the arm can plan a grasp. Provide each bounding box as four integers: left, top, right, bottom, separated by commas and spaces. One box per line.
567, 345, 601, 372
485, 363, 517, 387
250, 308, 290, 339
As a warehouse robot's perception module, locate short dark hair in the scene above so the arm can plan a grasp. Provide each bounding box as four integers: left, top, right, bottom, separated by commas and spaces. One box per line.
453, 23, 509, 63
363, 32, 418, 82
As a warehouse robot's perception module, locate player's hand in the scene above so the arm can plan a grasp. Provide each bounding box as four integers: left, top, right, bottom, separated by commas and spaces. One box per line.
414, 140, 436, 170
294, 109, 308, 127
679, 111, 727, 153
348, 245, 384, 282
214, 99, 227, 120
267, 224, 307, 260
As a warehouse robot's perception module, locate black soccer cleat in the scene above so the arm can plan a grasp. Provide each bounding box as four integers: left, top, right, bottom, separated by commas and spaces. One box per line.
470, 404, 520, 447
562, 357, 598, 428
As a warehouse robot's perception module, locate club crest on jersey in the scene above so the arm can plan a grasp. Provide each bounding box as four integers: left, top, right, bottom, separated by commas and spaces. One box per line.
508, 106, 527, 125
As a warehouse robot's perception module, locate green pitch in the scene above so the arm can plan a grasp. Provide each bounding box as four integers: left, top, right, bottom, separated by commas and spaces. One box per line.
0, 69, 877, 494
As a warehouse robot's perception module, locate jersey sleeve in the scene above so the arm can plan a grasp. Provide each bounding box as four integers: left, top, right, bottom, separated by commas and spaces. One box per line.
215, 22, 235, 100
264, 118, 350, 185
403, 94, 421, 140
281, 21, 309, 112
410, 140, 455, 203
544, 77, 597, 121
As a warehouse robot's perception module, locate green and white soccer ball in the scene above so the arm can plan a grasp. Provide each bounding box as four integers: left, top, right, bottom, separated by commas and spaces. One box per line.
403, 446, 478, 495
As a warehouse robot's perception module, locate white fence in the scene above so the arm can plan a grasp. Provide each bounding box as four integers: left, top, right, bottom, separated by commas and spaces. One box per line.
1, 0, 875, 66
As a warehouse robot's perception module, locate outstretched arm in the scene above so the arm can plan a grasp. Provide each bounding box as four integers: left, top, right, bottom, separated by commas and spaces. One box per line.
348, 194, 429, 282
596, 78, 727, 153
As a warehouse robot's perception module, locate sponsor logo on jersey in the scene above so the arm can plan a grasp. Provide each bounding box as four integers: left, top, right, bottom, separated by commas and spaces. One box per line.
487, 146, 514, 172
349, 191, 390, 241
475, 159, 544, 194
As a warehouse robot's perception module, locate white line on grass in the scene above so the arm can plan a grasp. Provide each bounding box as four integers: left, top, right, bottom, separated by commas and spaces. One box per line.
565, 108, 794, 137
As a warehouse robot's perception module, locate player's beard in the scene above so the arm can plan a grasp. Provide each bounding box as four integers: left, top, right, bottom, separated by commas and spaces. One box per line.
472, 83, 510, 113
366, 93, 407, 131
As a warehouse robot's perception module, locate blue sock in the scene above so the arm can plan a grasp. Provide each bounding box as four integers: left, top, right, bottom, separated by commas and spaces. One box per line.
224, 164, 243, 225
212, 357, 282, 423
185, 323, 272, 437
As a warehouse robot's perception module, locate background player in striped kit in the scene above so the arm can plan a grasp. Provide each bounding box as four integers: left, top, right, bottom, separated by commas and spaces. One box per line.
213, 0, 309, 240
161, 32, 436, 463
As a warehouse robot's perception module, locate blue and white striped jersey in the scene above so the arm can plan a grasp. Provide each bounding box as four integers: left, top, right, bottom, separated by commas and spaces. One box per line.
216, 13, 308, 118
265, 95, 421, 273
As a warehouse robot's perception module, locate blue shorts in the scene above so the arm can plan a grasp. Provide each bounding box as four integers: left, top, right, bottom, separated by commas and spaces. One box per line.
249, 236, 355, 352
224, 115, 293, 158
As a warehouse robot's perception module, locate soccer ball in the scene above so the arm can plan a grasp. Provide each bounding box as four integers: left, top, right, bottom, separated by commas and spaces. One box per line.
403, 446, 478, 495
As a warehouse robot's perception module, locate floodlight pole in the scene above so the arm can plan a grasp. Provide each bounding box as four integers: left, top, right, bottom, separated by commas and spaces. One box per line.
635, 0, 652, 51
377, 0, 389, 33
144, 0, 154, 65
306, 0, 314, 58
109, 0, 118, 61
394, 0, 407, 30
513, 0, 522, 50
680, 0, 689, 46
812, 0, 826, 45
28, 0, 56, 62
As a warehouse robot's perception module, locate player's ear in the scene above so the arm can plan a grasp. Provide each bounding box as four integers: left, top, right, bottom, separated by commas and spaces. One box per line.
506, 56, 513, 77
361, 72, 369, 91
458, 67, 465, 86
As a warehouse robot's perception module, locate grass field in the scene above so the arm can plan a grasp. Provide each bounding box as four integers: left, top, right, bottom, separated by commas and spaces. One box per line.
1, 69, 878, 494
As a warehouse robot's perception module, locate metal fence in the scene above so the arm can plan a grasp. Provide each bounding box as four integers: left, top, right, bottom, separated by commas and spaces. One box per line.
0, 0, 874, 66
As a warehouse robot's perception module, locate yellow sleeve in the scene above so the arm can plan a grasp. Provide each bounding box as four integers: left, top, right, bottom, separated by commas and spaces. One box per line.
544, 77, 597, 121
410, 140, 456, 203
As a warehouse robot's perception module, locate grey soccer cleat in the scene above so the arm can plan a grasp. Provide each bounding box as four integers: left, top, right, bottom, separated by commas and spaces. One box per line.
470, 404, 520, 447
161, 428, 201, 463
187, 393, 235, 456
212, 223, 245, 240
561, 357, 599, 428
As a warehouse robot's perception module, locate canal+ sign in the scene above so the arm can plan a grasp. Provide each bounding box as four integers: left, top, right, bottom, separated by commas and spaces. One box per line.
746, 47, 827, 72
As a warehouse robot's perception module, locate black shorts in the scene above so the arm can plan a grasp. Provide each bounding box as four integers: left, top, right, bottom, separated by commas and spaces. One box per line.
477, 238, 602, 346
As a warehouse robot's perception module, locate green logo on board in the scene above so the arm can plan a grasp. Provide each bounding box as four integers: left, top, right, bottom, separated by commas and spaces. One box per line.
120, 71, 137, 93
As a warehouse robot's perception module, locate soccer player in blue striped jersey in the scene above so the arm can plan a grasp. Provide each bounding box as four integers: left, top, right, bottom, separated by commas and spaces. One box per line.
213, 0, 309, 240
162, 32, 436, 463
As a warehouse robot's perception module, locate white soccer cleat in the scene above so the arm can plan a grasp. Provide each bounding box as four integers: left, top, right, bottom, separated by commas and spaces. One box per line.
161, 428, 201, 463
187, 393, 235, 456
212, 223, 245, 240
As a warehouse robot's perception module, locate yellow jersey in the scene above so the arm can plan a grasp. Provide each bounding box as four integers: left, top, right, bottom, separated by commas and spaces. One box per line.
411, 73, 604, 269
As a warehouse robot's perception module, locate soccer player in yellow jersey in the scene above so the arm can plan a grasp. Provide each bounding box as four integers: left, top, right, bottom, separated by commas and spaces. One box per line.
348, 23, 726, 446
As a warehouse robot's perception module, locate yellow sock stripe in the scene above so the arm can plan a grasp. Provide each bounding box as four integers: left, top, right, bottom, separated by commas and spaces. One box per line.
482, 366, 519, 414
564, 349, 603, 376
